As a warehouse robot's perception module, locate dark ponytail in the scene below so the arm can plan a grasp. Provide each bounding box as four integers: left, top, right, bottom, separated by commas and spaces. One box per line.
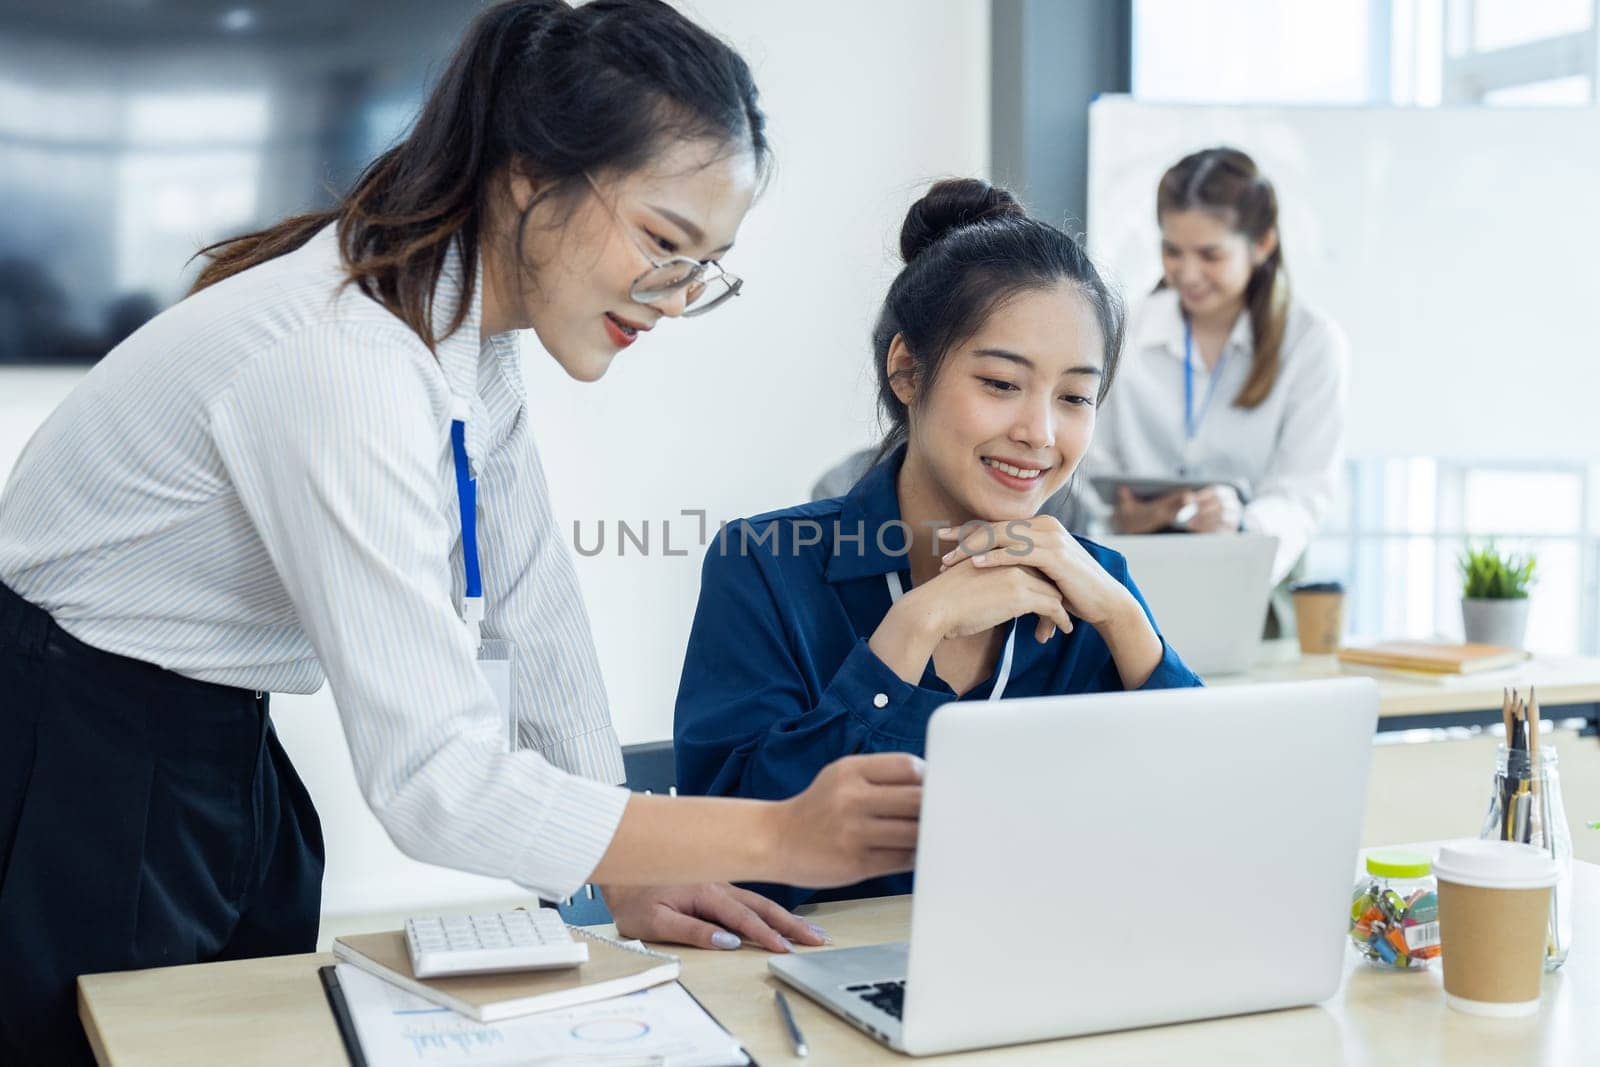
872, 178, 1125, 457
1155, 146, 1287, 410
190, 0, 768, 352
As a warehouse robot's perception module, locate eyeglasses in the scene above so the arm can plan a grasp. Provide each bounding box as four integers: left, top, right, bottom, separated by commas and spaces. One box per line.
584, 173, 743, 317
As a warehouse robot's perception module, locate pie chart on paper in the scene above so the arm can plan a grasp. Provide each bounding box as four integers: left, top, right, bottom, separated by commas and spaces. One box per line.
570, 1018, 652, 1043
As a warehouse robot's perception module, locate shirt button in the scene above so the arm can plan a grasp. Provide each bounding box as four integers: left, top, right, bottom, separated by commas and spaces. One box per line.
873, 693, 889, 708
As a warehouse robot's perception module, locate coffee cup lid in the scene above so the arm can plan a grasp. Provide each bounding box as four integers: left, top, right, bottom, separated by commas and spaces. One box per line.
1432, 839, 1559, 890
1291, 580, 1344, 595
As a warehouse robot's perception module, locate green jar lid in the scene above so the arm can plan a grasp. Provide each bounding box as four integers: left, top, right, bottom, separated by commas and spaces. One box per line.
1366, 849, 1432, 879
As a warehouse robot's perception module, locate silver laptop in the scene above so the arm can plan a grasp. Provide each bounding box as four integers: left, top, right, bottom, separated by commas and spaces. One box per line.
1101, 533, 1278, 675
769, 679, 1378, 1057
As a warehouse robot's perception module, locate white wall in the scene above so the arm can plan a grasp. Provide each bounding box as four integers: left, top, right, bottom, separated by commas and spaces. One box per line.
0, 0, 991, 915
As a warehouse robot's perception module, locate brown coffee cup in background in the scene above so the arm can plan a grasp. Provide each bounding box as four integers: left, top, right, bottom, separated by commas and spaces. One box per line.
1291, 581, 1345, 655
1432, 840, 1560, 1017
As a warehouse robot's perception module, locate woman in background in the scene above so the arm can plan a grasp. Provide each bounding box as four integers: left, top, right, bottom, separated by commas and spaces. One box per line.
673, 179, 1201, 909
1092, 147, 1348, 608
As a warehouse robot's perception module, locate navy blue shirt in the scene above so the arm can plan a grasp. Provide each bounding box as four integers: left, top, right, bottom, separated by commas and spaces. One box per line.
672, 447, 1203, 908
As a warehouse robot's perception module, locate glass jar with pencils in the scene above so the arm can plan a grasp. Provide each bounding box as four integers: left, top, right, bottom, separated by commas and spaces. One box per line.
1477, 688, 1572, 970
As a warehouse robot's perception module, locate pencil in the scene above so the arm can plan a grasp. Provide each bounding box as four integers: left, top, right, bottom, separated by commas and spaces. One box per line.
1503, 690, 1523, 841
1529, 686, 1541, 799
1499, 688, 1510, 840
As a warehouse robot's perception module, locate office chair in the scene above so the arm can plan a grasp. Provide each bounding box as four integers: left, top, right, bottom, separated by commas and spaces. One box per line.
555, 740, 676, 925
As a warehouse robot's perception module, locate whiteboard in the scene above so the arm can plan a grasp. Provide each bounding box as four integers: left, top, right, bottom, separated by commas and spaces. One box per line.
1086, 95, 1600, 460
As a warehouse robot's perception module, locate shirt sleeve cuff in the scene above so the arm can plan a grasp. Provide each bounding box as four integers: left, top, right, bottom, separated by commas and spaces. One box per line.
1137, 637, 1205, 691
511, 773, 630, 902
827, 638, 951, 741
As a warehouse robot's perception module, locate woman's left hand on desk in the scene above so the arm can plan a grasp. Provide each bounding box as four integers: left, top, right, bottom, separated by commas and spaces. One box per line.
600, 883, 831, 953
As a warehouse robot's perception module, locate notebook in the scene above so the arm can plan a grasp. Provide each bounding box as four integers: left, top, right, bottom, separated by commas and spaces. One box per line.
1337, 640, 1529, 676
332, 924, 680, 1022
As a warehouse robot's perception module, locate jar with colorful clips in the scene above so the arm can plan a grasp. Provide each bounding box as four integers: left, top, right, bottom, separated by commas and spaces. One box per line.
1350, 850, 1440, 970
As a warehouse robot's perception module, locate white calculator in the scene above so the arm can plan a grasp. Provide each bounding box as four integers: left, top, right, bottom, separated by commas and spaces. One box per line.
404, 909, 589, 978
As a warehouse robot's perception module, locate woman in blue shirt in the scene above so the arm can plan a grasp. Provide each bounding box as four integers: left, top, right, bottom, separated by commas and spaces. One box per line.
673, 179, 1202, 908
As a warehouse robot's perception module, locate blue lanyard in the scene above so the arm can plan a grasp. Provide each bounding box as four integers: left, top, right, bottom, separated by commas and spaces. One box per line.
1183, 319, 1228, 441
885, 570, 1016, 701
450, 418, 484, 642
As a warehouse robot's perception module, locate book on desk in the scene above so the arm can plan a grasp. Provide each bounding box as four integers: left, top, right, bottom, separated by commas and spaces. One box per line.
1338, 640, 1529, 682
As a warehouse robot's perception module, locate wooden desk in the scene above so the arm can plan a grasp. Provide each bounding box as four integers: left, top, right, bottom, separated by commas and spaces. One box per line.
1211, 640, 1600, 727
81, 861, 1599, 1065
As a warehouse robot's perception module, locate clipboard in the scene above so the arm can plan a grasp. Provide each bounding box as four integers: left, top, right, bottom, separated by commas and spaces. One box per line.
319, 964, 757, 1067
320, 966, 369, 1067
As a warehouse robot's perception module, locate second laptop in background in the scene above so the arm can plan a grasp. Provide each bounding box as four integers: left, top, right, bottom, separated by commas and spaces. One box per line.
1101, 532, 1278, 675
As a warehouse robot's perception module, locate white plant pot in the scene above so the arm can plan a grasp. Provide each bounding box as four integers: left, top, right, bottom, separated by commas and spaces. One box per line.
1461, 597, 1530, 649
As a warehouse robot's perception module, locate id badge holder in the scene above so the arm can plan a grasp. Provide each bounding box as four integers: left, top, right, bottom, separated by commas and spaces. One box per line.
453, 409, 514, 749
476, 638, 518, 751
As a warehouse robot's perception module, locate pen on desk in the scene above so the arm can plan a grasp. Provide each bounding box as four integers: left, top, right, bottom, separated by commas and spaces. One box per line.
774, 989, 809, 1057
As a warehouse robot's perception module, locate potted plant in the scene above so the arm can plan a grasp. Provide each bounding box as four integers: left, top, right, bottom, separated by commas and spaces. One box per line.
1458, 541, 1537, 649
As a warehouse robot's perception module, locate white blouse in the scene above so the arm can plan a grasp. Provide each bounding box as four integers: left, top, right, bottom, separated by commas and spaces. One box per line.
1088, 287, 1349, 582
0, 226, 629, 901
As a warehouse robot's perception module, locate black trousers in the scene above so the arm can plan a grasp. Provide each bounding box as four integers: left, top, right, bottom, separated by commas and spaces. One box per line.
0, 581, 324, 1065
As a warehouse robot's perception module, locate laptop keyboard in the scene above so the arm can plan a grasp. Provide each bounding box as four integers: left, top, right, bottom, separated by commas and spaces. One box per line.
846, 980, 906, 1020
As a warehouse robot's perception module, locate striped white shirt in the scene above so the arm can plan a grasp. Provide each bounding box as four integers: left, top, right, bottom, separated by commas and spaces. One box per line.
0, 226, 629, 901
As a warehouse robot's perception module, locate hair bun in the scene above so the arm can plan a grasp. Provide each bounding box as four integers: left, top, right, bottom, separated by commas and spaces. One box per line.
899, 178, 1024, 263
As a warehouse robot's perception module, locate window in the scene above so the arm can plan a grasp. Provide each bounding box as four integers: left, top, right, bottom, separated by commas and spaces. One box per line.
1466, 0, 1593, 53
115, 92, 269, 301
1132, 0, 1379, 104
1306, 459, 1598, 654
1134, 0, 1599, 106
1441, 0, 1596, 104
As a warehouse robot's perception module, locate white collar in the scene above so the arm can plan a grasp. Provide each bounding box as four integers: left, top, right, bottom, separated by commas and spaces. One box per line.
1136, 288, 1255, 362
429, 238, 486, 414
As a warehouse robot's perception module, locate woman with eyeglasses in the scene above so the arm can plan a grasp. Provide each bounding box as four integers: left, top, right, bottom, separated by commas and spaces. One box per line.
0, 4, 922, 1061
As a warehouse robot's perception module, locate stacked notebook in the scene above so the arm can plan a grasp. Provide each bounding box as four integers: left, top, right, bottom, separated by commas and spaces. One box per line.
1337, 640, 1529, 681
332, 924, 679, 1022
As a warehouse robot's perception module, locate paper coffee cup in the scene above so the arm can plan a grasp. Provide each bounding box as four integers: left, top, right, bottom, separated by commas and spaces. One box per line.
1292, 590, 1345, 654
1433, 840, 1559, 1017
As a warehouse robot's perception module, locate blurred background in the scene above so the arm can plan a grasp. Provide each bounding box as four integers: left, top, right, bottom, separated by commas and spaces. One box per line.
0, 0, 477, 365
2, 0, 1597, 911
